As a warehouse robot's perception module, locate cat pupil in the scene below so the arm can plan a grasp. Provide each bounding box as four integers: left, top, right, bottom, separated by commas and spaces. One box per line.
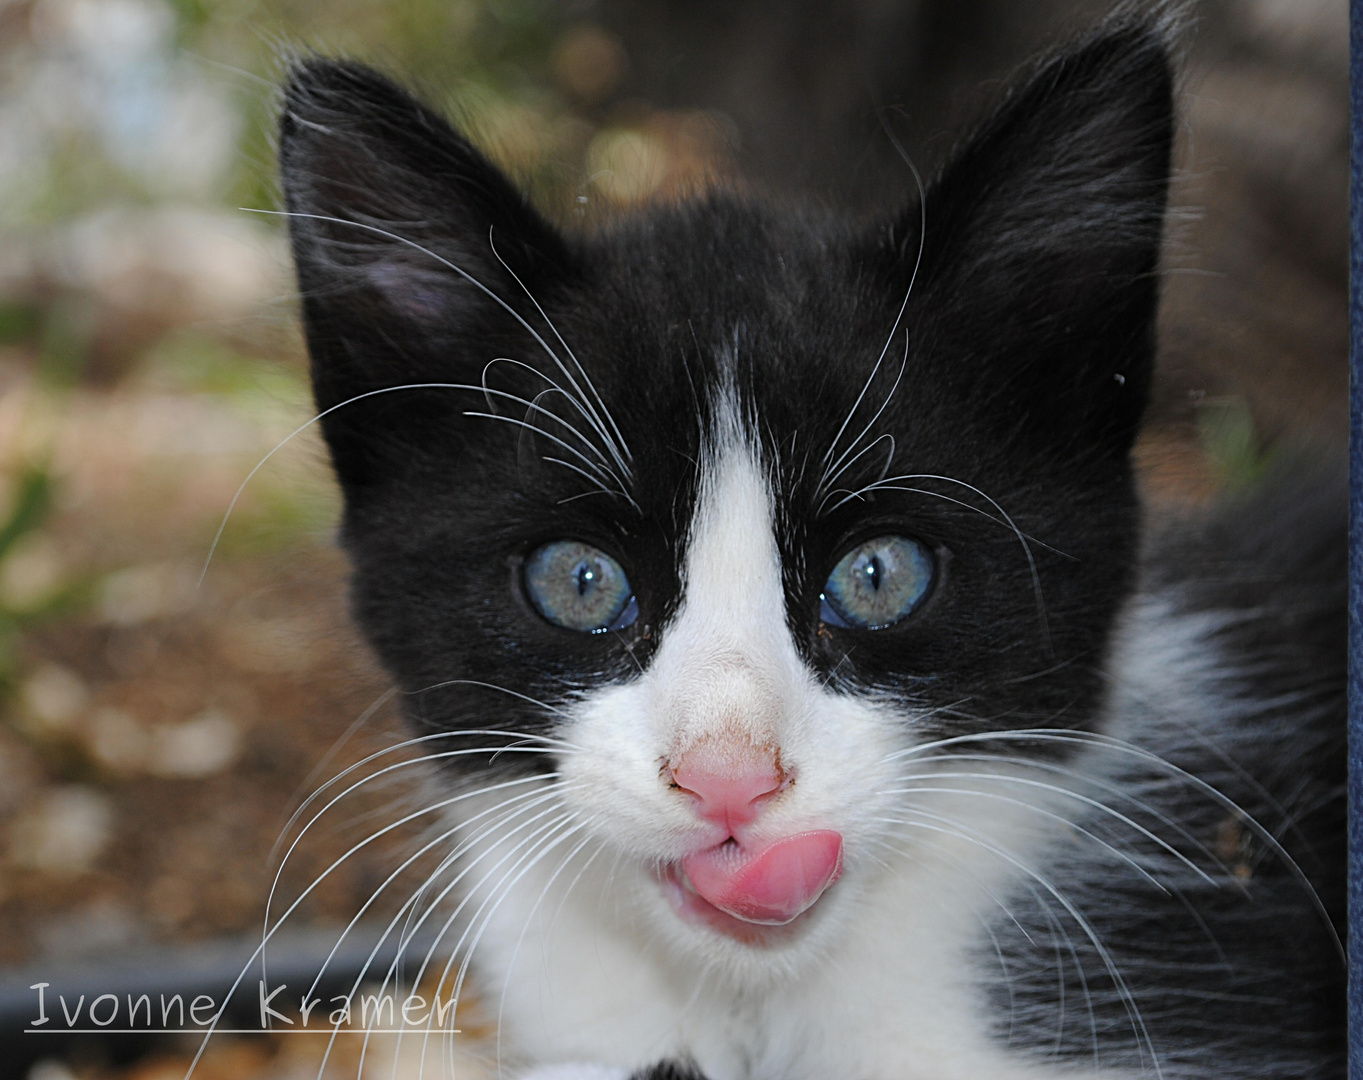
576, 561, 596, 596
862, 557, 882, 592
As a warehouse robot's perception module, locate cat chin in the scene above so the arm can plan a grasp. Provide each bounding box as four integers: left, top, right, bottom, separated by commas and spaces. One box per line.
629, 861, 858, 992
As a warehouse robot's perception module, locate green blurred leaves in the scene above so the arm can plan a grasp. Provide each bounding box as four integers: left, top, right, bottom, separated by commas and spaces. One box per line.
1197, 397, 1272, 489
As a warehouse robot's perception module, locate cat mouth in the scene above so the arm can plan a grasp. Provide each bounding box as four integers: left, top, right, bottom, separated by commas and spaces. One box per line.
660, 830, 844, 942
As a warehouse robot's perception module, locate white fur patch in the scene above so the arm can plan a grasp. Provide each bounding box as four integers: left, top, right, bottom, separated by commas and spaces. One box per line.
452, 394, 1182, 1080
515, 1066, 629, 1080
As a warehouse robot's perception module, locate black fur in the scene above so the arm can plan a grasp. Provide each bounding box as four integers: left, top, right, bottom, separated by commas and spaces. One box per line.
279, 14, 1343, 1078
281, 21, 1169, 754
630, 1063, 709, 1080
991, 464, 1346, 1076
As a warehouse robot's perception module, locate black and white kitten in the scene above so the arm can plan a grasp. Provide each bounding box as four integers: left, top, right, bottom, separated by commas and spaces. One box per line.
277, 15, 1344, 1080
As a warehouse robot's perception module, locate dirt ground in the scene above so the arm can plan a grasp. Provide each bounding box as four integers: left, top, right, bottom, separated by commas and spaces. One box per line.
0, 333, 498, 1078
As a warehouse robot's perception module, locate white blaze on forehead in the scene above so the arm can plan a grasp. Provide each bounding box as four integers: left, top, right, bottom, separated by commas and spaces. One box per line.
647, 394, 806, 750
685, 429, 783, 635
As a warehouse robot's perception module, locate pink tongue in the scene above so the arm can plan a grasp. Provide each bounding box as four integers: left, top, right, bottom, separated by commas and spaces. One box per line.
681, 831, 844, 925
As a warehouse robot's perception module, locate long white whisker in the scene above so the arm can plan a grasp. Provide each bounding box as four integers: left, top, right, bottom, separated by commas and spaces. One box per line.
196, 367, 641, 588
492, 832, 604, 1075
244, 208, 577, 401
540, 456, 628, 501
883, 809, 1162, 1078
270, 687, 399, 865
868, 828, 1101, 1056
404, 685, 584, 728
270, 775, 552, 1036
818, 156, 925, 481
188, 772, 559, 1080
487, 232, 633, 478
196, 380, 457, 586
273, 722, 571, 859
887, 728, 1344, 961
902, 751, 1224, 874
821, 432, 896, 501
396, 805, 578, 1004
300, 780, 570, 1005
462, 410, 627, 494
869, 829, 1037, 946
886, 782, 1173, 894
354, 812, 580, 1078
821, 345, 908, 495
314, 800, 577, 1079
265, 743, 559, 959
443, 821, 589, 1063
888, 771, 1219, 887
401, 813, 583, 1058
477, 366, 622, 472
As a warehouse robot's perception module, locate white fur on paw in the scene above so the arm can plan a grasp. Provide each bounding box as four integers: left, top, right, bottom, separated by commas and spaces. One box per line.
515, 1065, 630, 1080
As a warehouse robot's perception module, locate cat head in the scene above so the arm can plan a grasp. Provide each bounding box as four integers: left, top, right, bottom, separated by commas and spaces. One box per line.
280, 18, 1172, 962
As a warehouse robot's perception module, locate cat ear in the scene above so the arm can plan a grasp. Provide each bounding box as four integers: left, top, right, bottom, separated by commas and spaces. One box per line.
909, 20, 1174, 456
278, 59, 575, 485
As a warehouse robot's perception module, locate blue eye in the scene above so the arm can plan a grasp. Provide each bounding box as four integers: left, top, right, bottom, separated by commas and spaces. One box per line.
820, 535, 935, 630
524, 540, 637, 633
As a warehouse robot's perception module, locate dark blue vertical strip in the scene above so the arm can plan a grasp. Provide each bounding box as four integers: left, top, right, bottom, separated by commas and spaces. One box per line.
1350, 0, 1363, 1076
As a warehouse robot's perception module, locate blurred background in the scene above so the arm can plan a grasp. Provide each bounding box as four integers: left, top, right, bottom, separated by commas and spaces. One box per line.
0, 0, 1346, 1076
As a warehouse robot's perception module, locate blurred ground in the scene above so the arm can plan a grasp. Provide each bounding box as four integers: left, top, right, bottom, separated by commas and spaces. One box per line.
0, 0, 1346, 1078
0, 0, 741, 971
0, 3, 747, 1076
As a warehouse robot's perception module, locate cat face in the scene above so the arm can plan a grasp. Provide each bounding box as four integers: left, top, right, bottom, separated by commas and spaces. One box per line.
279, 24, 1171, 961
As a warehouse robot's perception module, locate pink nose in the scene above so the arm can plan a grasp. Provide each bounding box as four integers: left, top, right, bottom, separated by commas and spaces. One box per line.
668, 741, 785, 832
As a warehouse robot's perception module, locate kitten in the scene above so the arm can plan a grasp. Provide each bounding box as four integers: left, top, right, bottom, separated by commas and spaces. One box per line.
277, 14, 1344, 1080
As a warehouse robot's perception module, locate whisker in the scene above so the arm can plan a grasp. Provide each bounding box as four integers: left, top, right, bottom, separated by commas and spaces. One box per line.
886, 770, 1220, 887
540, 455, 630, 502
270, 687, 401, 864
885, 726, 1342, 955
353, 814, 581, 1079
442, 821, 589, 1049
314, 803, 579, 1078
820, 346, 908, 496
299, 780, 573, 1005
188, 778, 560, 1080
869, 829, 1101, 1056
486, 232, 633, 479
881, 809, 1162, 1078
868, 831, 1037, 947
898, 751, 1226, 876
477, 366, 622, 471
203, 207, 642, 583
462, 410, 630, 498
405, 683, 586, 729
822, 432, 896, 499
244, 208, 579, 404
265, 743, 563, 954
885, 783, 1174, 895
889, 727, 1343, 956
817, 154, 925, 488
493, 832, 604, 1074
393, 805, 580, 1000
197, 369, 637, 589
401, 815, 584, 1054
